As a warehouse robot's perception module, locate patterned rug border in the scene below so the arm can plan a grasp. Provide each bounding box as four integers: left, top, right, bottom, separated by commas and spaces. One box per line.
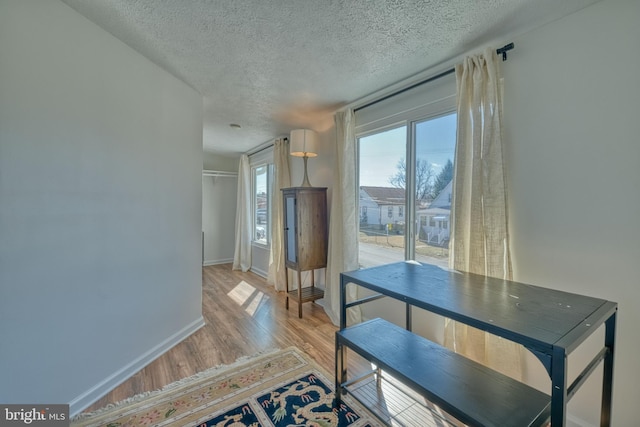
72, 347, 285, 422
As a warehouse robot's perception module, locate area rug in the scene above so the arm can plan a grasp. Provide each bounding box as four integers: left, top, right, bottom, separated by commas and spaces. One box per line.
72, 347, 381, 427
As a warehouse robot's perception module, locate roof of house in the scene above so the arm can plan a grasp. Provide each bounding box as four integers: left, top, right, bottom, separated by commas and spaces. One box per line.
430, 180, 453, 209
360, 186, 406, 206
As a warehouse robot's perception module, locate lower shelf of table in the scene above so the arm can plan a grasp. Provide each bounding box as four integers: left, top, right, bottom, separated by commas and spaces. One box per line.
346, 369, 467, 427
287, 286, 324, 303
337, 318, 551, 427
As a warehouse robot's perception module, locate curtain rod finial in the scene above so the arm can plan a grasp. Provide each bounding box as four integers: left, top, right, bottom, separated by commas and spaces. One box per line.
497, 42, 514, 61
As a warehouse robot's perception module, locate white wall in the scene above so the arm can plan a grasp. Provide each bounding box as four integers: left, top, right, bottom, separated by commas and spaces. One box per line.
202, 153, 238, 265
202, 176, 236, 265
0, 0, 204, 414
204, 152, 240, 172
504, 0, 639, 425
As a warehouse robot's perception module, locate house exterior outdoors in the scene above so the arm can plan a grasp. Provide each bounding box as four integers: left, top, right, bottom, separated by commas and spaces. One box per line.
418, 180, 452, 246
360, 183, 452, 245
359, 186, 406, 232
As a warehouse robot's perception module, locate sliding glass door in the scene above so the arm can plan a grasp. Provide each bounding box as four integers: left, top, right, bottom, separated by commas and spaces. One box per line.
358, 112, 456, 268
414, 113, 456, 267
358, 126, 407, 267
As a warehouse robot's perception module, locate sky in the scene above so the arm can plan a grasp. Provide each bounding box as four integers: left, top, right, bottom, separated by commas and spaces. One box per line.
359, 113, 456, 187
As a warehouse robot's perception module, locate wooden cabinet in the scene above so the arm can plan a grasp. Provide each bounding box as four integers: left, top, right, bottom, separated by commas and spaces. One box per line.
281, 187, 327, 317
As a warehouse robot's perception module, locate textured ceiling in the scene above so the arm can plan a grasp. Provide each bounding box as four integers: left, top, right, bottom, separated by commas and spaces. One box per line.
60, 0, 599, 155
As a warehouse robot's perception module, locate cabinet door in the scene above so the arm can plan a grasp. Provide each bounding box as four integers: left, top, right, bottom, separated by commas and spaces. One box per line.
284, 194, 297, 265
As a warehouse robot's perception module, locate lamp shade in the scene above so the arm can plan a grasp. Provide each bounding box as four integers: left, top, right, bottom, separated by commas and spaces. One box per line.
290, 129, 318, 157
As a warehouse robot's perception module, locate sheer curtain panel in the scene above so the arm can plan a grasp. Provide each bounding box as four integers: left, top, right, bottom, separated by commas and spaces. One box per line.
446, 47, 523, 380
232, 154, 252, 272
325, 109, 361, 326
268, 138, 291, 291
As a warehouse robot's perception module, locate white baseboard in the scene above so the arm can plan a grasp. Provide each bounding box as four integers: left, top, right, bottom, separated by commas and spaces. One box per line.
250, 266, 268, 278
203, 258, 233, 266
567, 413, 596, 427
68, 316, 205, 416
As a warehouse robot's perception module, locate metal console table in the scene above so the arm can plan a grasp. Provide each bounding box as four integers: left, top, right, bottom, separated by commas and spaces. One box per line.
336, 261, 617, 426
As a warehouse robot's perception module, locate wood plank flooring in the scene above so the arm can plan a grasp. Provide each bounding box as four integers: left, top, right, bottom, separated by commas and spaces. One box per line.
85, 264, 339, 412
82, 264, 464, 427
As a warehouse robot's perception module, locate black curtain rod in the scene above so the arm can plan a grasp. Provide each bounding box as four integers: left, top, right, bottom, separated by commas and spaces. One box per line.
247, 143, 274, 157
354, 43, 514, 113
247, 137, 288, 157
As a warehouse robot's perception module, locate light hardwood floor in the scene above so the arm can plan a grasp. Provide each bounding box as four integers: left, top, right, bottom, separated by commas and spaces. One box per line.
83, 264, 465, 427
84, 264, 339, 412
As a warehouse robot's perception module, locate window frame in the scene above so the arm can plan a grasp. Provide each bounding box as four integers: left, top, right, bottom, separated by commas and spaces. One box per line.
355, 74, 456, 265
249, 149, 274, 247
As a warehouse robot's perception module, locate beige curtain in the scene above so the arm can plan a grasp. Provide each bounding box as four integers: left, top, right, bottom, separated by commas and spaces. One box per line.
232, 154, 252, 272
446, 47, 523, 380
324, 109, 361, 326
268, 138, 291, 291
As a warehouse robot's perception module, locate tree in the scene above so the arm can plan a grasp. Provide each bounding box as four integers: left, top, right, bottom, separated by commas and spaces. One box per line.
432, 159, 454, 198
389, 158, 434, 202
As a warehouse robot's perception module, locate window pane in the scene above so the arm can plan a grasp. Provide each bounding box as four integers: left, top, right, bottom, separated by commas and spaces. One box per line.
415, 113, 456, 268
358, 126, 407, 268
254, 165, 268, 244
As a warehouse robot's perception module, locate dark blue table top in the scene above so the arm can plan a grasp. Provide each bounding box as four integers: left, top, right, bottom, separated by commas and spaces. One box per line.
341, 261, 614, 352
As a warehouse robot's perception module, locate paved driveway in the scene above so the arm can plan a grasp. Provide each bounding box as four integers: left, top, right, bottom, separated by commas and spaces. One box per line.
358, 242, 448, 269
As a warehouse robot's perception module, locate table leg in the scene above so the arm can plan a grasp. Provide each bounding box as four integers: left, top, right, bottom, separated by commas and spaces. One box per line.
550, 347, 568, 426
335, 338, 347, 405
340, 276, 347, 330
285, 267, 289, 310
601, 311, 616, 426
297, 270, 303, 318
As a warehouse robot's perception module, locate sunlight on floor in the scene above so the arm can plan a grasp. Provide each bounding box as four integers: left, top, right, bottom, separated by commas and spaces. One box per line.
348, 363, 465, 427
227, 280, 269, 317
